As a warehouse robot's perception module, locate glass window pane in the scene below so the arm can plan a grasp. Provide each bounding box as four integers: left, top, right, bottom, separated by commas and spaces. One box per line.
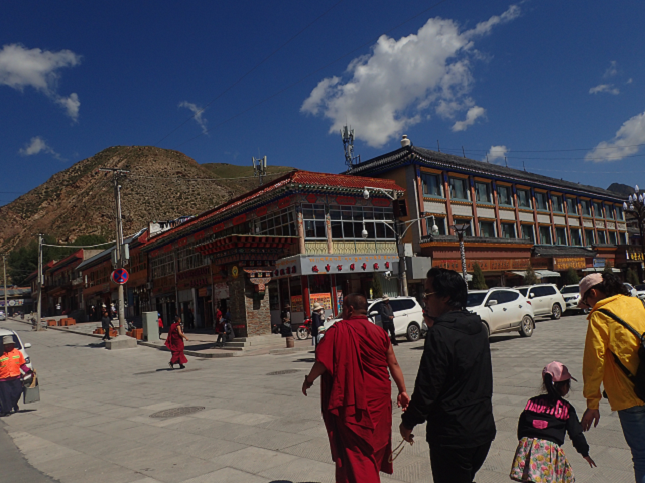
593, 202, 603, 218
597, 231, 607, 244
501, 222, 515, 238
521, 225, 535, 242
609, 231, 617, 245
498, 186, 513, 206
555, 227, 567, 245
304, 220, 316, 238
475, 182, 490, 203
517, 189, 531, 208
450, 177, 468, 200
375, 222, 386, 238
570, 229, 581, 246
539, 226, 552, 244
480, 221, 496, 237
552, 195, 564, 213
422, 173, 442, 196
315, 221, 326, 238
566, 198, 578, 215
343, 222, 354, 238
331, 221, 343, 238
535, 192, 548, 210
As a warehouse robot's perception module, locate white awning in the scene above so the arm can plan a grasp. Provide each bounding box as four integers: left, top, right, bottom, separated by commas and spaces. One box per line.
582, 267, 621, 273
510, 270, 561, 278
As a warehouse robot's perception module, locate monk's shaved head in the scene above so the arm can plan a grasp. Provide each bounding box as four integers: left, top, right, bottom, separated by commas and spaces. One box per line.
344, 293, 368, 315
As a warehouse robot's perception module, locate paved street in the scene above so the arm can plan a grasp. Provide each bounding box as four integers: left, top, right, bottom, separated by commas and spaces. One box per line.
0, 314, 634, 483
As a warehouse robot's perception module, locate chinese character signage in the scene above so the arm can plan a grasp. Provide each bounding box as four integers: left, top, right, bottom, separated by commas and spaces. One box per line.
309, 293, 332, 311
290, 295, 303, 313
552, 258, 586, 271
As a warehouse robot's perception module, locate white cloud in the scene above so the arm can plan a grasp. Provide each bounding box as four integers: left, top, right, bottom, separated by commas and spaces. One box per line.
603, 60, 618, 78
589, 84, 620, 95
452, 106, 486, 132
301, 5, 521, 147
585, 111, 645, 162
178, 101, 208, 135
484, 145, 508, 164
18, 136, 63, 160
0, 44, 82, 120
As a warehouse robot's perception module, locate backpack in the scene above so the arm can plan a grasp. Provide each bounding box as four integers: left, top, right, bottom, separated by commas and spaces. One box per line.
597, 308, 645, 402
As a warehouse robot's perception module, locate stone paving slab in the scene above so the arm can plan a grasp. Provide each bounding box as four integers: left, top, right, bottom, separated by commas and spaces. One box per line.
0, 314, 637, 482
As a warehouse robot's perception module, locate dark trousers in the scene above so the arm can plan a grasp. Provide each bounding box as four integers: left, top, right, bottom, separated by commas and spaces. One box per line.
429, 442, 491, 483
382, 321, 397, 344
0, 379, 22, 414
102, 327, 111, 340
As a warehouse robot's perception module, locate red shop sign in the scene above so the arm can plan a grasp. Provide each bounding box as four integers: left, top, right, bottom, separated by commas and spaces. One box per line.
336, 196, 356, 205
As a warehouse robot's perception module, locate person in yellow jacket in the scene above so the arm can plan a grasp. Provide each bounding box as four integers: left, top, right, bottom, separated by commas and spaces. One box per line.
578, 272, 645, 483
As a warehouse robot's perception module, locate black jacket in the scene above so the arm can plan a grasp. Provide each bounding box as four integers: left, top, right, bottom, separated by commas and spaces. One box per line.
517, 395, 589, 457
378, 303, 394, 327
311, 312, 323, 337
101, 316, 114, 330
401, 310, 496, 448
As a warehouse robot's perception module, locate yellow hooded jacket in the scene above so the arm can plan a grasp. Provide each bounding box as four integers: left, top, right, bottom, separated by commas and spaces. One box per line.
583, 294, 645, 411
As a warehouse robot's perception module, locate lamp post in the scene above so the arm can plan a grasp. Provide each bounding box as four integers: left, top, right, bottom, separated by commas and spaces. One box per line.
624, 184, 645, 266
451, 223, 470, 283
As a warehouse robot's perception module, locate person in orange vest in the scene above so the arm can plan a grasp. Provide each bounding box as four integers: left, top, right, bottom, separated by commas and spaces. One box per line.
0, 335, 33, 416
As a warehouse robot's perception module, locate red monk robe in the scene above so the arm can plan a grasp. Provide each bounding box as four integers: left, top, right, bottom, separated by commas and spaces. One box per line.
165, 322, 187, 365
316, 315, 393, 483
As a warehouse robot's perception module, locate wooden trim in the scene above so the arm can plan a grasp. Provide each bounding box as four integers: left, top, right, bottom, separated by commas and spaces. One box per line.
474, 177, 492, 183
492, 181, 502, 238
423, 196, 446, 201
470, 179, 480, 236
499, 206, 515, 212
496, 180, 513, 187
420, 241, 534, 249
447, 172, 470, 179
516, 184, 531, 190
450, 200, 473, 206
534, 188, 548, 193
478, 217, 497, 221
420, 167, 442, 175
518, 208, 533, 213
520, 221, 536, 225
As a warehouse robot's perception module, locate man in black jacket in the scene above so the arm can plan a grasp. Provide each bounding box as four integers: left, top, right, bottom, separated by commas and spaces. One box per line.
378, 296, 397, 345
400, 268, 495, 483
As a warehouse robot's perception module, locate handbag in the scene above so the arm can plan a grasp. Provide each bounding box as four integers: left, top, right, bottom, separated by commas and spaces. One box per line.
23, 370, 40, 404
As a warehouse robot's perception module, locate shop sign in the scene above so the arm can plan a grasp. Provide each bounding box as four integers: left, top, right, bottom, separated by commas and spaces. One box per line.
198, 287, 209, 297
275, 254, 398, 277
256, 206, 268, 217
291, 295, 303, 313
306, 194, 318, 204
552, 258, 586, 271
336, 196, 356, 206
232, 214, 247, 226
231, 266, 239, 278
372, 198, 390, 207
593, 258, 606, 268
278, 197, 291, 209
434, 259, 514, 271
213, 282, 229, 299
626, 249, 645, 261
310, 293, 332, 311
0, 299, 29, 307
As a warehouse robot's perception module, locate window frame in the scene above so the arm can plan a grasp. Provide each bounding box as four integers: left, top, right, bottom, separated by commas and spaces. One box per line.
538, 225, 553, 245
497, 185, 514, 207
554, 226, 568, 246
479, 220, 497, 238
448, 177, 470, 201
551, 194, 564, 213
570, 228, 582, 246
421, 172, 443, 198
475, 181, 492, 204
500, 222, 516, 239
566, 197, 578, 215
521, 224, 535, 242
593, 201, 604, 218
535, 192, 549, 211
517, 189, 532, 209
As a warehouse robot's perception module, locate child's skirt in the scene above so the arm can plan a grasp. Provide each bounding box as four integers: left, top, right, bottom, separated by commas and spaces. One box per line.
510, 437, 575, 483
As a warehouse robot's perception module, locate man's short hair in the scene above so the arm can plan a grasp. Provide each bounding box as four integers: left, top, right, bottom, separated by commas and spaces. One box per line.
174, 315, 182, 323
344, 293, 368, 314
426, 268, 468, 309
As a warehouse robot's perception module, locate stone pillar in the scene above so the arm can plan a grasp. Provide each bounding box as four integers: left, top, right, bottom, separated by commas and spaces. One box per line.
243, 277, 271, 337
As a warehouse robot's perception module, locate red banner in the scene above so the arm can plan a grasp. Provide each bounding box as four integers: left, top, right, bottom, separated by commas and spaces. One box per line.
232, 214, 247, 226
336, 196, 356, 205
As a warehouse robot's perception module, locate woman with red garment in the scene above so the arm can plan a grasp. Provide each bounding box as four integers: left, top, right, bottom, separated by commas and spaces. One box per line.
165, 316, 189, 369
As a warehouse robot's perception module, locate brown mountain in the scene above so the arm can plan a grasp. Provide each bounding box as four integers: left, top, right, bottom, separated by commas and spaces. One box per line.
0, 146, 252, 250
202, 162, 295, 193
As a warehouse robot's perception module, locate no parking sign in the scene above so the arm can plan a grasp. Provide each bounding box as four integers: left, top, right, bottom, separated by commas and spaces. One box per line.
111, 268, 129, 285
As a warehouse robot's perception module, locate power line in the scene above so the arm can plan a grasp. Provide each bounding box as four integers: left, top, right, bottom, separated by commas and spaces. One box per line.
437, 143, 645, 154
172, 0, 452, 148
155, 0, 345, 145
126, 171, 293, 182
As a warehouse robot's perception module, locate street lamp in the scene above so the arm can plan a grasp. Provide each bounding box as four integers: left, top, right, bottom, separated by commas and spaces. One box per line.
624, 184, 645, 259
429, 215, 440, 236
451, 223, 470, 283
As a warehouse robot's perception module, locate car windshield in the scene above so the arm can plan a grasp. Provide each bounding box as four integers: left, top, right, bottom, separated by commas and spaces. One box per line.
560, 286, 579, 294
517, 288, 528, 296
636, 284, 645, 291
466, 293, 487, 307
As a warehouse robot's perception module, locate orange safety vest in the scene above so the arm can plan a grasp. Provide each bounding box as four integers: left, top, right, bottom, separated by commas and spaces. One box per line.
0, 349, 25, 379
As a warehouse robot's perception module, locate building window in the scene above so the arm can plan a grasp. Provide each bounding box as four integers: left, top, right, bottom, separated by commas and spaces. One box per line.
475, 181, 492, 203
302, 204, 327, 239
566, 198, 578, 215
258, 207, 297, 237
501, 222, 516, 238
606, 205, 615, 220
570, 228, 582, 246
581, 199, 592, 216
616, 206, 625, 221
479, 221, 496, 237
597, 231, 607, 244
539, 225, 552, 244
620, 232, 628, 244
517, 189, 532, 209
421, 172, 443, 197
329, 205, 395, 240
454, 219, 473, 236
426, 216, 446, 235
555, 227, 567, 245
585, 229, 595, 246
177, 239, 207, 272
449, 177, 469, 201
497, 185, 513, 206
151, 252, 174, 279
593, 201, 604, 218
521, 224, 535, 242
535, 192, 548, 211
552, 195, 564, 213
609, 231, 618, 245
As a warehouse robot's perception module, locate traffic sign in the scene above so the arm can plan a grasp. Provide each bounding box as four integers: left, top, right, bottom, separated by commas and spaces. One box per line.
111, 268, 129, 285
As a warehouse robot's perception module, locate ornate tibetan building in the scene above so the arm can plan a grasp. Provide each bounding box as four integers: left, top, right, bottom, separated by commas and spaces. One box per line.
347, 135, 631, 294
142, 170, 405, 337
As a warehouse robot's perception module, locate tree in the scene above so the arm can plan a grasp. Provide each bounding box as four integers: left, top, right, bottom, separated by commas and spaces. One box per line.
471, 262, 488, 290
371, 274, 383, 299
524, 264, 539, 285
603, 265, 613, 277
562, 268, 580, 286
626, 268, 640, 286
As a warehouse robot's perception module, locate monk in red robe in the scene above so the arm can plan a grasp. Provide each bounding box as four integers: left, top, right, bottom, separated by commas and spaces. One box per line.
302, 293, 410, 483
165, 316, 189, 369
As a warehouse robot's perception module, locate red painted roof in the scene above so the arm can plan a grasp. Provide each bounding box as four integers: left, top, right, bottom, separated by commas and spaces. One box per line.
145, 169, 404, 248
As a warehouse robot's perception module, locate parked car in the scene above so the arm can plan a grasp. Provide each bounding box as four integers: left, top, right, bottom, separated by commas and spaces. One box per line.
467, 288, 535, 337
0, 328, 33, 383
634, 284, 645, 300
367, 297, 425, 342
0, 311, 5, 321
514, 284, 566, 320
624, 283, 638, 297
560, 285, 582, 313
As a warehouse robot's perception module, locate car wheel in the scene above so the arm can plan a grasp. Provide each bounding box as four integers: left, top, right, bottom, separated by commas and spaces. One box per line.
482, 321, 490, 338
551, 304, 562, 320
406, 323, 421, 342
519, 316, 534, 337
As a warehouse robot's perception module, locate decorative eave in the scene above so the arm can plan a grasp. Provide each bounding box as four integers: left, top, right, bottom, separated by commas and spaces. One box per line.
194, 234, 299, 265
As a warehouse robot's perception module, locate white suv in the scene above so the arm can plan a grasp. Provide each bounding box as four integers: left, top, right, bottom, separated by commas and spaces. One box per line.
467, 289, 535, 337
515, 284, 566, 320
560, 285, 582, 313
367, 297, 424, 342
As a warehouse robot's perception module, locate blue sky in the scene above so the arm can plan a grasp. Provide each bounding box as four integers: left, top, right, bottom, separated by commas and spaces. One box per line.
1, 0, 645, 205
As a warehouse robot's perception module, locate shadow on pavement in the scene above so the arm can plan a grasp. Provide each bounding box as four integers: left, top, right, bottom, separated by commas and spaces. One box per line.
293, 358, 315, 363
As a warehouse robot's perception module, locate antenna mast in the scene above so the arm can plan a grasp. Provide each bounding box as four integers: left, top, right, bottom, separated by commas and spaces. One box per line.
341, 125, 360, 169
252, 156, 267, 186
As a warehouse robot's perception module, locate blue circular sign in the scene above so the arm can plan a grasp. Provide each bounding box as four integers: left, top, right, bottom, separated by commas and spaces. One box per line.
111, 269, 129, 285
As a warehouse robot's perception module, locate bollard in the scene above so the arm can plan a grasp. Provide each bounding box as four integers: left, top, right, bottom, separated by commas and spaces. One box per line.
286, 336, 294, 348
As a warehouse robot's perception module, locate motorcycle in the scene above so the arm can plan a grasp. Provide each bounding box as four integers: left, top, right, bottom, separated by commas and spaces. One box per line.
296, 317, 312, 340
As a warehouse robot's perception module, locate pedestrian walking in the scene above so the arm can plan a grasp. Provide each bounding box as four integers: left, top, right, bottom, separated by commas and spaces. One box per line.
302, 293, 410, 483
165, 316, 189, 369
157, 313, 163, 333
510, 361, 596, 482
214, 305, 222, 333
215, 312, 227, 348
577, 272, 645, 483
280, 304, 293, 338
379, 296, 396, 345
0, 335, 33, 416
400, 268, 496, 483
311, 302, 324, 348
101, 308, 114, 340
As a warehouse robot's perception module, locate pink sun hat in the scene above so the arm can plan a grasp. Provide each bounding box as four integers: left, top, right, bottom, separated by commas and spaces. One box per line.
543, 361, 578, 382
577, 273, 603, 308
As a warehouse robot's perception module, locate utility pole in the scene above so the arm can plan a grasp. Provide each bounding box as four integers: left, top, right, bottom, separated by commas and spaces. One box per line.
36, 233, 43, 331
99, 167, 130, 335
2, 254, 7, 319
252, 156, 267, 186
